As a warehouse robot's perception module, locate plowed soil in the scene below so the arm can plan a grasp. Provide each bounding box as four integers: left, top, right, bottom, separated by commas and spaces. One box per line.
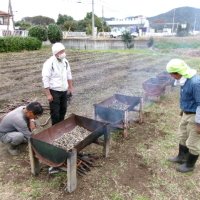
0, 47, 196, 200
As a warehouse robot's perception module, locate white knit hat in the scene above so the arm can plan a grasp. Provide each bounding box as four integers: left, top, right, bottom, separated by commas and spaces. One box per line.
52, 42, 65, 55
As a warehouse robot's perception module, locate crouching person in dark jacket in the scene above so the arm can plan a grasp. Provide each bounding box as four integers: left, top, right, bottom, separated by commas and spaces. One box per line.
0, 102, 43, 155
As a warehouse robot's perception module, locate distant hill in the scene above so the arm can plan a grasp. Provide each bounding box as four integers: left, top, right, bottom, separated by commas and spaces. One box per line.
148, 6, 200, 31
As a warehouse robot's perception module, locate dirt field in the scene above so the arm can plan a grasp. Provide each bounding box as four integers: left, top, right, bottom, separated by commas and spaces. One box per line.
0, 46, 200, 200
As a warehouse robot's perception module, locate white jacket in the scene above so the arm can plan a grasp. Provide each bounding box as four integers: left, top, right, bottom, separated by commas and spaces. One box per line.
42, 56, 72, 91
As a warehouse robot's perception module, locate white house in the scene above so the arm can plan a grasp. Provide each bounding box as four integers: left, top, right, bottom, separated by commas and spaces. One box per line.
106, 16, 150, 36
0, 10, 29, 37
0, 10, 14, 31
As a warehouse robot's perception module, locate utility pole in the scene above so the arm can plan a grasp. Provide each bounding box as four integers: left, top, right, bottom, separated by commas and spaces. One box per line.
193, 14, 197, 33
78, 0, 95, 38
7, 0, 15, 30
172, 8, 176, 34
92, 0, 95, 38
101, 3, 104, 36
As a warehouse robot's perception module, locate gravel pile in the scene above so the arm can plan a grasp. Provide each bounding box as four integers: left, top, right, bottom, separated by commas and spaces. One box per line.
52, 126, 91, 151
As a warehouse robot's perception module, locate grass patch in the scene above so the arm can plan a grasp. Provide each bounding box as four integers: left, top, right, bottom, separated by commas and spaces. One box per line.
154, 36, 200, 49
19, 178, 44, 199
47, 172, 67, 189
135, 88, 200, 200
110, 192, 124, 200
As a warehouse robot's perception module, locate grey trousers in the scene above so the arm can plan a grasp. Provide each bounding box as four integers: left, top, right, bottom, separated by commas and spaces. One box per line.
0, 131, 25, 146
178, 113, 200, 155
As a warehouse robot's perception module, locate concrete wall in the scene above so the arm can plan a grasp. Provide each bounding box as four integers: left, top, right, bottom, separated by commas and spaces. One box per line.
62, 38, 148, 50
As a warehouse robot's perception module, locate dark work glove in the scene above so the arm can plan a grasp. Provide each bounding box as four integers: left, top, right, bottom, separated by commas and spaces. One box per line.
66, 92, 72, 105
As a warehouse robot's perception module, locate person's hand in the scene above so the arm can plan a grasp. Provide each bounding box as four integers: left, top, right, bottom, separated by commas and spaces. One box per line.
30, 120, 36, 131
68, 87, 74, 94
47, 94, 53, 102
196, 124, 200, 134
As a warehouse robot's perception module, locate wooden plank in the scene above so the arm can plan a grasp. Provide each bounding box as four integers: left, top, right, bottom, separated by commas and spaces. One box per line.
103, 126, 111, 157
139, 97, 143, 123
94, 106, 97, 120
66, 148, 77, 193
28, 141, 40, 175
123, 111, 128, 138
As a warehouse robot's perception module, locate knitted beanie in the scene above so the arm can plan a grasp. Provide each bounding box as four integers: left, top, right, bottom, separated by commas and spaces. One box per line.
52, 42, 65, 55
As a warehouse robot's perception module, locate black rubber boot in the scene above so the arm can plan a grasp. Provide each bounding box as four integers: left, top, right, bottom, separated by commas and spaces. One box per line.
177, 153, 199, 173
168, 144, 189, 164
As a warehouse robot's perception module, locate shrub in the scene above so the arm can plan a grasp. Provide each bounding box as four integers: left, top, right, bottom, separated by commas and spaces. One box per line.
47, 23, 63, 44
121, 31, 134, 49
147, 37, 154, 48
0, 36, 42, 52
28, 25, 48, 41
3, 36, 24, 52
0, 38, 6, 52
23, 37, 42, 50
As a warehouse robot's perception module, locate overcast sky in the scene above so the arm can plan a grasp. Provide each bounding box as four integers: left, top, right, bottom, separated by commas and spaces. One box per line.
1, 0, 200, 21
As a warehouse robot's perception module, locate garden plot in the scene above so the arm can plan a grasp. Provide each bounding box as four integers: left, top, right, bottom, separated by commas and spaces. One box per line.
0, 48, 181, 200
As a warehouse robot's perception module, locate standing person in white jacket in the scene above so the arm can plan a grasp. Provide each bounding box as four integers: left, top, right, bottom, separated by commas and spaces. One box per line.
42, 42, 73, 125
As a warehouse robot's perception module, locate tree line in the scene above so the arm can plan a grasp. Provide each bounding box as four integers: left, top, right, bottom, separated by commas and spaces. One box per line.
15, 13, 111, 35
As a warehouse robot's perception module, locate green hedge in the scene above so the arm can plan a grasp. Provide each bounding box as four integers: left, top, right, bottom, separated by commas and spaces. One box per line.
47, 24, 63, 44
28, 25, 48, 41
0, 36, 42, 52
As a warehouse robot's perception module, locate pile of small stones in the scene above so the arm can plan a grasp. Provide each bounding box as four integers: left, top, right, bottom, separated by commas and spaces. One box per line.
52, 126, 91, 151
106, 99, 130, 110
